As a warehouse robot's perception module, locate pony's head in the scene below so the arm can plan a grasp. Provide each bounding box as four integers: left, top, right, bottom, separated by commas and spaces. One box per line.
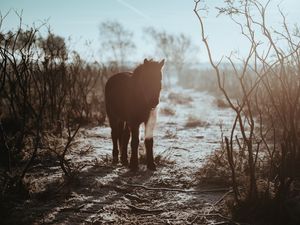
133, 58, 165, 109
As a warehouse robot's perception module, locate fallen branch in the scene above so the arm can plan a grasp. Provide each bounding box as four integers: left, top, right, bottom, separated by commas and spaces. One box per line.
60, 204, 85, 212
189, 213, 239, 225
124, 184, 230, 193
126, 204, 164, 214
172, 146, 190, 152
189, 214, 203, 225
212, 222, 232, 225
125, 193, 149, 203
198, 213, 231, 221
214, 190, 233, 206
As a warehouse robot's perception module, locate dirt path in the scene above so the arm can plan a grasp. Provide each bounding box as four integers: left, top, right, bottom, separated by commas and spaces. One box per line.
4, 87, 235, 225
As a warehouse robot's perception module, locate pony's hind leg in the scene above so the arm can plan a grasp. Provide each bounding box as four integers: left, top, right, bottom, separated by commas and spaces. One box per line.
120, 123, 130, 166
111, 120, 124, 164
111, 128, 119, 164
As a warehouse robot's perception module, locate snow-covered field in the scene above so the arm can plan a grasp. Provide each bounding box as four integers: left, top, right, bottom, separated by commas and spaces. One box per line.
9, 87, 237, 225
84, 86, 235, 172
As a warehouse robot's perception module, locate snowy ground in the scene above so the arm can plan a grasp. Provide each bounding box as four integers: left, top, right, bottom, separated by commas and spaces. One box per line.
84, 86, 235, 171
6, 87, 237, 225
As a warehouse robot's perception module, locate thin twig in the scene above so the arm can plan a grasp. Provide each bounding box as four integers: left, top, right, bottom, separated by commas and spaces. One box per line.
124, 183, 230, 193
189, 214, 202, 225
126, 204, 164, 214
214, 189, 233, 206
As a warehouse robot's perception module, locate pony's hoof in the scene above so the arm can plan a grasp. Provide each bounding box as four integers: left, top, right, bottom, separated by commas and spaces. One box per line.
147, 163, 156, 171
121, 159, 128, 166
112, 158, 119, 165
129, 163, 138, 171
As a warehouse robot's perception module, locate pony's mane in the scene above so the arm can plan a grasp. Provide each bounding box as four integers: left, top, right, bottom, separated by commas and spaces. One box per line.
132, 59, 157, 77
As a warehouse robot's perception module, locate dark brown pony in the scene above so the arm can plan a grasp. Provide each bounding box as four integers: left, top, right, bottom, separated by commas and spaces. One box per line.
105, 58, 164, 171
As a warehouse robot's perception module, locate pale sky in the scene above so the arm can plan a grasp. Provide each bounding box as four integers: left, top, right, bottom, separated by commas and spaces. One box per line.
1, 0, 300, 63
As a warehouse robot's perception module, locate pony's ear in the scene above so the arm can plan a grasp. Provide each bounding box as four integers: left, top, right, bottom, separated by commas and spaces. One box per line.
159, 59, 165, 68
144, 58, 149, 64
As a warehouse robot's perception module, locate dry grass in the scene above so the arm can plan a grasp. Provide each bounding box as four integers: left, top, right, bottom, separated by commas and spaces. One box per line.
159, 106, 176, 116
196, 148, 232, 186
167, 92, 193, 105
184, 115, 210, 128
214, 98, 230, 108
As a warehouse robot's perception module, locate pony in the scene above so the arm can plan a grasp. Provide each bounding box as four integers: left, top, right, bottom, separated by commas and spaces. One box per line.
105, 58, 164, 171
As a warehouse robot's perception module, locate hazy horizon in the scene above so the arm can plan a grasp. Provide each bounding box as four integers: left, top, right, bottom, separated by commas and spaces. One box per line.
1, 0, 300, 63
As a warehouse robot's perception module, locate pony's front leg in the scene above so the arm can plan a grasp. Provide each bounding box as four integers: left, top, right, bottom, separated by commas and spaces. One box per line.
111, 128, 119, 164
121, 123, 130, 166
145, 138, 156, 170
129, 125, 139, 171
145, 109, 157, 170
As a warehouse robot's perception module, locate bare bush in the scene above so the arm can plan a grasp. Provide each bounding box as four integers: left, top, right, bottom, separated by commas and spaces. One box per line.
195, 0, 300, 223
0, 15, 107, 197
